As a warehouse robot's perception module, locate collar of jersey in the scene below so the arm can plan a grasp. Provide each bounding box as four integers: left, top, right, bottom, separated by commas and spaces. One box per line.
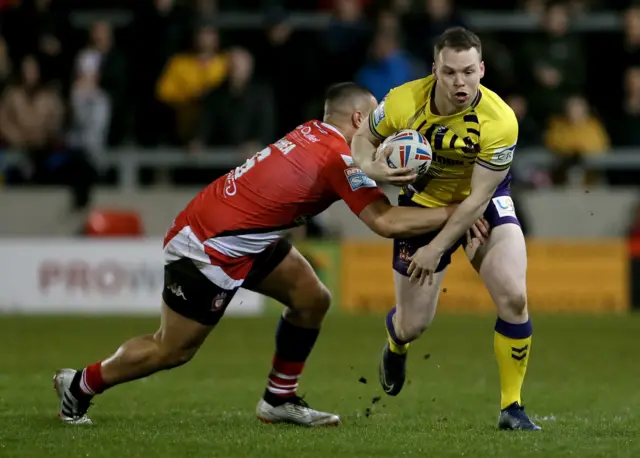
321, 122, 347, 142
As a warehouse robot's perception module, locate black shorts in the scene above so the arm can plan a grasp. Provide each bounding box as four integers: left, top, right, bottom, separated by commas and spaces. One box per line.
162, 238, 292, 326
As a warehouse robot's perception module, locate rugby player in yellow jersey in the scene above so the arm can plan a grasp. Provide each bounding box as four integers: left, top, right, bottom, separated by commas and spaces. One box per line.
351, 27, 540, 430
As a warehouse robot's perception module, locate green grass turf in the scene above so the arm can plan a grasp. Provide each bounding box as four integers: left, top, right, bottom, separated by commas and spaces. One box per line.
1, 313, 640, 457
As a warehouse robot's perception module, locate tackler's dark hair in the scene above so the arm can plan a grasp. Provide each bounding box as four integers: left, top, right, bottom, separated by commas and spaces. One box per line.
324, 82, 374, 104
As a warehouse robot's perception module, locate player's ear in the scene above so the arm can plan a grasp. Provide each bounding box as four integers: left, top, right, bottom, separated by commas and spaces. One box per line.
432, 63, 436, 78
352, 110, 363, 128
479, 61, 485, 78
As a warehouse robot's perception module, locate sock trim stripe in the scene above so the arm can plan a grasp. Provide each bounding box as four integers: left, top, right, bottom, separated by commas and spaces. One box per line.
270, 369, 300, 380
495, 318, 533, 340
386, 307, 407, 346
79, 370, 96, 396
267, 386, 297, 395
268, 380, 299, 390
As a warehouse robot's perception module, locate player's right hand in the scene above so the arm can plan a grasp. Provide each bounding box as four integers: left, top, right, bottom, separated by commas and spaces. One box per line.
366, 146, 417, 186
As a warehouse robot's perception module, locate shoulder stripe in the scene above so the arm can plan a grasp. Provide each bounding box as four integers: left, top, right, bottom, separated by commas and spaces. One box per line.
368, 115, 386, 140
475, 157, 511, 171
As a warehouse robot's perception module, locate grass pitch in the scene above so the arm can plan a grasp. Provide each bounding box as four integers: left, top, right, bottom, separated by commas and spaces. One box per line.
1, 313, 640, 457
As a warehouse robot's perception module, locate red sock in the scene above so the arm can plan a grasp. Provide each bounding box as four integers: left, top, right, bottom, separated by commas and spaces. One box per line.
266, 356, 305, 399
79, 361, 107, 395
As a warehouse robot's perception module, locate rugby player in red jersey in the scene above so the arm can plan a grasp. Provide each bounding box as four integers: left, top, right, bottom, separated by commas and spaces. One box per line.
54, 83, 488, 427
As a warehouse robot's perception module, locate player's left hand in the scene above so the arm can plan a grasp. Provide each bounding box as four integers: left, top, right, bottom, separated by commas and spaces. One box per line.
407, 244, 443, 287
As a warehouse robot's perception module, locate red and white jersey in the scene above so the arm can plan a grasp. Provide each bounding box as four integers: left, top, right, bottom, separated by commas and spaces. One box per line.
164, 120, 385, 290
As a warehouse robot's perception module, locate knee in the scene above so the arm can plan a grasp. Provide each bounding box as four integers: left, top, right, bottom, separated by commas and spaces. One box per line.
303, 283, 332, 317
499, 291, 528, 318
284, 282, 332, 325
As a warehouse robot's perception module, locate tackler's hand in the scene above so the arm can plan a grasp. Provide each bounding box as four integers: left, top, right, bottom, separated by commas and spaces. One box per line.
407, 244, 443, 287
464, 217, 491, 261
365, 146, 417, 187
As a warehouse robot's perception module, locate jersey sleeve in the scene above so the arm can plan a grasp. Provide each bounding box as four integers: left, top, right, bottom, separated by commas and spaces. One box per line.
476, 108, 519, 172
322, 152, 386, 216
368, 85, 414, 141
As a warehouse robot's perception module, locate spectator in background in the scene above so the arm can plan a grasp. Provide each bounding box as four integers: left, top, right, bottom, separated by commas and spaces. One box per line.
67, 53, 111, 169
0, 56, 64, 167
75, 21, 127, 146
355, 27, 417, 101
156, 24, 228, 144
253, 9, 309, 136
404, 0, 466, 65
520, 0, 586, 122
2, 0, 70, 85
544, 95, 610, 185
519, 0, 546, 16
321, 0, 371, 86
615, 66, 640, 146
191, 48, 275, 158
506, 94, 541, 147
195, 0, 218, 17
131, 0, 190, 146
0, 37, 12, 94
623, 3, 640, 67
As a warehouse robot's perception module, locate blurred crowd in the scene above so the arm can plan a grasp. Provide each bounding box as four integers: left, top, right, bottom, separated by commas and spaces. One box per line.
0, 0, 639, 206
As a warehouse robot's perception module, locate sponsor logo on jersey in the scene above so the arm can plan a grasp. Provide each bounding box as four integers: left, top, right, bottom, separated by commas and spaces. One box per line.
492, 195, 516, 218
490, 144, 516, 166
372, 101, 386, 128
341, 154, 355, 166
344, 167, 377, 191
274, 137, 296, 155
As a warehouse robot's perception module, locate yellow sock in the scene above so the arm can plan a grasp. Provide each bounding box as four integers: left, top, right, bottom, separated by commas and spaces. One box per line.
387, 331, 410, 354
494, 323, 532, 410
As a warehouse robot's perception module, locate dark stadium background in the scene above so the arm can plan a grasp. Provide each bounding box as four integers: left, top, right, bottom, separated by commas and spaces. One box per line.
2, 1, 640, 457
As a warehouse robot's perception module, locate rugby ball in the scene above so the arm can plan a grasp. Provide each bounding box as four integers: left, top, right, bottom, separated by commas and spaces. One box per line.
380, 129, 432, 177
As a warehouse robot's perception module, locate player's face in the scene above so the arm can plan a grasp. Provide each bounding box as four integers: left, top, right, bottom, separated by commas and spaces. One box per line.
433, 47, 484, 108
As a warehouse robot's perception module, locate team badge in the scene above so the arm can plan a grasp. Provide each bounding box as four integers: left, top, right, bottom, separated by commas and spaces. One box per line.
212, 292, 228, 311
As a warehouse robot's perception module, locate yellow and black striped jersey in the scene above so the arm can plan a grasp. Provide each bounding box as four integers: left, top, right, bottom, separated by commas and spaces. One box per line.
369, 75, 518, 207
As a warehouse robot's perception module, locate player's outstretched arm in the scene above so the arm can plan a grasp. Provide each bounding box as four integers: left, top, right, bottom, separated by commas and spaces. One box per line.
427, 164, 508, 253
358, 198, 460, 238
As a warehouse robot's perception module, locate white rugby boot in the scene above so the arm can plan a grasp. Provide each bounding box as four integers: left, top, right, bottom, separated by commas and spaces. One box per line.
256, 396, 340, 426
53, 369, 93, 425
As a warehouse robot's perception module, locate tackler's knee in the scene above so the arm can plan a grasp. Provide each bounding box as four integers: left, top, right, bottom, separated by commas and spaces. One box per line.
286, 281, 332, 324
302, 282, 332, 317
